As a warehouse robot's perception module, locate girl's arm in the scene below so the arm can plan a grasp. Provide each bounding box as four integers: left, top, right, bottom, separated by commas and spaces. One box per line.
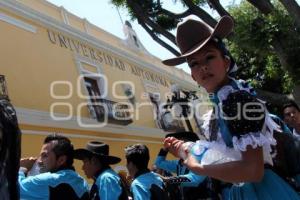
164, 137, 264, 182
184, 145, 264, 183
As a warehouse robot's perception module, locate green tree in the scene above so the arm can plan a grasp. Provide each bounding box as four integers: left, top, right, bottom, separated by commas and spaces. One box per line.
229, 1, 299, 94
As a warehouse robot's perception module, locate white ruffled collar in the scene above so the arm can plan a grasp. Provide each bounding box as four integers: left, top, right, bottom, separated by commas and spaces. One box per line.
216, 79, 254, 102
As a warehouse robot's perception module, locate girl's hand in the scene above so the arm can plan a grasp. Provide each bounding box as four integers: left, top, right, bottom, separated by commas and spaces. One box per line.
163, 137, 173, 150
163, 137, 184, 157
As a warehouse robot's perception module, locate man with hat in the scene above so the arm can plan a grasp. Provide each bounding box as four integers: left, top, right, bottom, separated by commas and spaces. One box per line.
155, 132, 213, 200
74, 141, 127, 200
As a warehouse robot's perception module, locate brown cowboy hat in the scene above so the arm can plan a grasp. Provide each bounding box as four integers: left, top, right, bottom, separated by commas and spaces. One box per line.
162, 15, 234, 66
74, 141, 121, 165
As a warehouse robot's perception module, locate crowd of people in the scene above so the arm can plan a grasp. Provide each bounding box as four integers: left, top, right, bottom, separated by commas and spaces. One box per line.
18, 135, 169, 200
16, 97, 300, 200
1, 14, 300, 200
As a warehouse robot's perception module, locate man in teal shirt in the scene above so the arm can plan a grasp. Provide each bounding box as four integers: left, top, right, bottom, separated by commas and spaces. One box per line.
74, 141, 128, 200
125, 144, 167, 200
18, 134, 89, 200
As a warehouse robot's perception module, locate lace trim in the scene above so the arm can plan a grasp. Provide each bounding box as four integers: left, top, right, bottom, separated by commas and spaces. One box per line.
231, 111, 279, 165
232, 131, 276, 152
216, 79, 254, 102
232, 131, 276, 165
217, 85, 234, 102
232, 111, 278, 152
201, 109, 213, 140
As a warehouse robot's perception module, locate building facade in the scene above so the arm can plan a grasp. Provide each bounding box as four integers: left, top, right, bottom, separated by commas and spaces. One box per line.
0, 0, 205, 174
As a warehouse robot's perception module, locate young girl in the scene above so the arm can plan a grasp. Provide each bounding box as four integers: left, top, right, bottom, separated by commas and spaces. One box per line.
162, 16, 300, 199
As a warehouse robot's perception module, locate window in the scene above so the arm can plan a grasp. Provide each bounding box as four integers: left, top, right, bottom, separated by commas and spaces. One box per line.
84, 77, 103, 120
75, 56, 132, 125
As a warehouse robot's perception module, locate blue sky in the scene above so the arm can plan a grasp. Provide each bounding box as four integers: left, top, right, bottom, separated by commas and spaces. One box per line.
46, 0, 241, 73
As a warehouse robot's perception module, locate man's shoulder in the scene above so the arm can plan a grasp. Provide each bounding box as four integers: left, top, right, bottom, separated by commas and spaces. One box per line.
30, 172, 54, 180
58, 169, 87, 182
97, 169, 120, 183
19, 172, 56, 186
52, 169, 77, 178
131, 178, 144, 189
25, 170, 72, 181
134, 172, 162, 186
41, 170, 87, 186
139, 171, 159, 178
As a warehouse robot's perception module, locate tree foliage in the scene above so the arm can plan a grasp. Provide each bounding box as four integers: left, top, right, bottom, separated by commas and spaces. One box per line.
228, 1, 299, 94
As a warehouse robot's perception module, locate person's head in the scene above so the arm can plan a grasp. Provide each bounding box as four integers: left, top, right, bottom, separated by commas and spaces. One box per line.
124, 144, 149, 178
74, 141, 121, 179
187, 41, 231, 92
162, 16, 234, 93
38, 134, 74, 173
283, 100, 300, 128
80, 156, 103, 179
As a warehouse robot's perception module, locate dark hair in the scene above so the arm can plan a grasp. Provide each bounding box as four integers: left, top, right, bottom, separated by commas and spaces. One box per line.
206, 39, 226, 57
125, 144, 149, 170
283, 100, 300, 113
207, 38, 237, 76
44, 134, 74, 167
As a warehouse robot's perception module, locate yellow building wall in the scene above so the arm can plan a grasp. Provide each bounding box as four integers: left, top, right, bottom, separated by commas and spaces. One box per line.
88, 24, 129, 55
16, 0, 63, 22
1, 27, 83, 113
1, 0, 201, 179
68, 14, 86, 31
0, 9, 176, 128
1, 18, 197, 131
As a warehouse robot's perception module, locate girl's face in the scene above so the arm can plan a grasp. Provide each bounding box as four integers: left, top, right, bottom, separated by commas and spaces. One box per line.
187, 43, 230, 93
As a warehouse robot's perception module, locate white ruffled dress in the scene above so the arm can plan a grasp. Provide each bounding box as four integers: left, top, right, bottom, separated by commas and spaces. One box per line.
192, 79, 300, 200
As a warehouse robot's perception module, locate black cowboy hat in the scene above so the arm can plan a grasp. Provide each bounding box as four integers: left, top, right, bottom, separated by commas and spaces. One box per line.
163, 15, 234, 66
165, 131, 199, 142
74, 141, 121, 165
